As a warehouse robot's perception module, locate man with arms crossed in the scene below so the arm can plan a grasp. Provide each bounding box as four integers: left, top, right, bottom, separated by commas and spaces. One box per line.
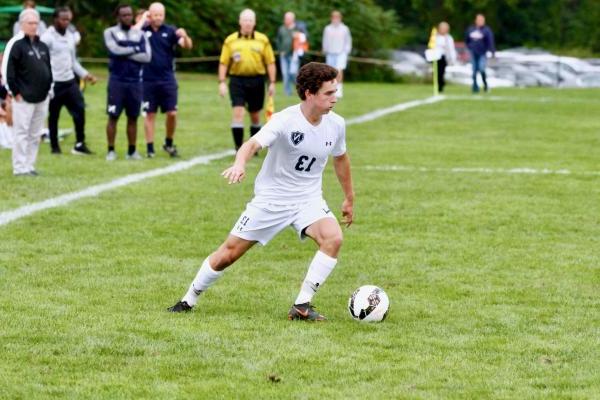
169, 62, 354, 321
104, 4, 151, 161
142, 2, 192, 158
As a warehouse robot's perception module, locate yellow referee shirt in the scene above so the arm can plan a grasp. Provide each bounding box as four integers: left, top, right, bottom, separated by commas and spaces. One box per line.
219, 31, 276, 76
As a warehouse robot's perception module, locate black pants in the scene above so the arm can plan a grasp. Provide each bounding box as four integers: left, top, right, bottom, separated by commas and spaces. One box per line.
437, 56, 447, 93
48, 79, 85, 148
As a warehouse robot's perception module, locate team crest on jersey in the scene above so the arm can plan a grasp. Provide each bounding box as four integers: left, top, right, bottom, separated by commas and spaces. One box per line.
290, 131, 304, 146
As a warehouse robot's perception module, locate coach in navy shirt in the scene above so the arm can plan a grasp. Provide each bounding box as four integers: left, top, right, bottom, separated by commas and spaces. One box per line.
103, 4, 151, 161
142, 2, 192, 158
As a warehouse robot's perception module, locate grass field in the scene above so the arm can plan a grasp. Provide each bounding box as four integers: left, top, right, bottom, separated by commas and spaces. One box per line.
0, 70, 599, 399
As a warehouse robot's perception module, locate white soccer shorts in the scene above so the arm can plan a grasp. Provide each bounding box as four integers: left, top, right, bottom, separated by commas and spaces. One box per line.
230, 198, 337, 245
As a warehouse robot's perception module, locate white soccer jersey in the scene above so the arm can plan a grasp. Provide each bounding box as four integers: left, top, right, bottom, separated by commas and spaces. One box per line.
252, 104, 346, 204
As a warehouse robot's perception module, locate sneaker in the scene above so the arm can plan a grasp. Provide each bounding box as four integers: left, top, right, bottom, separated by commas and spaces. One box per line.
106, 150, 117, 161
126, 151, 143, 160
147, 151, 155, 159
72, 143, 93, 155
28, 170, 39, 176
288, 302, 326, 321
163, 144, 179, 158
167, 300, 193, 313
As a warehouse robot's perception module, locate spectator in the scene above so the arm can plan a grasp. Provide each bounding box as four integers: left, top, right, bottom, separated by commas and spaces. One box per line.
218, 9, 276, 151
142, 2, 193, 158
434, 21, 457, 93
103, 4, 151, 161
12, 0, 46, 37
322, 10, 352, 98
2, 9, 52, 176
465, 13, 495, 93
41, 6, 97, 155
276, 11, 298, 96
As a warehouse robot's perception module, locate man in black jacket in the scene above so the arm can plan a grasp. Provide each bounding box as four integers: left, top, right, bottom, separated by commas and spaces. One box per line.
1, 9, 53, 176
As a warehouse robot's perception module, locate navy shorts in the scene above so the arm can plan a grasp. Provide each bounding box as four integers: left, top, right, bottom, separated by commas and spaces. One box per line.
143, 80, 178, 113
229, 75, 265, 112
107, 80, 142, 118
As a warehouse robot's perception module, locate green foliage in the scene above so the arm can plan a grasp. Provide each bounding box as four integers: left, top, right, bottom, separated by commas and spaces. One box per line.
377, 0, 600, 55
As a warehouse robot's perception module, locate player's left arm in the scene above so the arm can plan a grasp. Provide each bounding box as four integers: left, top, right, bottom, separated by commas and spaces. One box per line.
176, 28, 193, 49
333, 153, 354, 227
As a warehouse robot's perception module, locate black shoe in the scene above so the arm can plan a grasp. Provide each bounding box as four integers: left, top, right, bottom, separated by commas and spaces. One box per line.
72, 142, 93, 155
288, 302, 326, 321
168, 300, 192, 313
51, 146, 62, 154
163, 144, 179, 158
147, 151, 155, 159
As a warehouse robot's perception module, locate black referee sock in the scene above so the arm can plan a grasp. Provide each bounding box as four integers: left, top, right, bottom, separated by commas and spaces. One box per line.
232, 127, 244, 150
165, 138, 173, 147
250, 125, 261, 137
147, 142, 154, 154
128, 145, 136, 156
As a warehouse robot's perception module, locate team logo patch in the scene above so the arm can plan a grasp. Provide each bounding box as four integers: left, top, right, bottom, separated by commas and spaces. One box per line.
290, 131, 304, 146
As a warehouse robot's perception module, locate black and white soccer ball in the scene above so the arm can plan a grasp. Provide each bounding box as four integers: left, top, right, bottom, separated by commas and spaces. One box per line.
348, 285, 389, 322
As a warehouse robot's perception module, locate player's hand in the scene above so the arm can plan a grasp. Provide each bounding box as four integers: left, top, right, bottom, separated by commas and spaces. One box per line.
176, 28, 188, 38
340, 198, 353, 227
86, 74, 98, 85
221, 164, 245, 184
268, 82, 275, 97
219, 81, 228, 97
14, 94, 23, 102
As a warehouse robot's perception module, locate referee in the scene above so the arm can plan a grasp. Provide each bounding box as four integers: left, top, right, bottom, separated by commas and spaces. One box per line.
218, 8, 276, 151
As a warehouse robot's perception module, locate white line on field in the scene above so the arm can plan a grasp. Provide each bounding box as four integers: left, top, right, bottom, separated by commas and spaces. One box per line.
362, 165, 600, 176
0, 150, 235, 227
1, 96, 442, 227
346, 95, 446, 125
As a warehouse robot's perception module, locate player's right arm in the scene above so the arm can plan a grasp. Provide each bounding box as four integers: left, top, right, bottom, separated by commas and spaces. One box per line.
104, 28, 135, 56
221, 138, 262, 184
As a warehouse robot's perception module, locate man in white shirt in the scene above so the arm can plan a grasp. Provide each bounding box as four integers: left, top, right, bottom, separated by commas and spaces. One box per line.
169, 62, 354, 321
41, 7, 97, 155
322, 10, 352, 98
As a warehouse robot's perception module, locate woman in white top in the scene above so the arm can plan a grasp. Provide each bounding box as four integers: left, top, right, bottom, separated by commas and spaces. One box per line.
435, 21, 457, 93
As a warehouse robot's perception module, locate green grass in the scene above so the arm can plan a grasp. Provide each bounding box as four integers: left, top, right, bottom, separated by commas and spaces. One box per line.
0, 72, 598, 399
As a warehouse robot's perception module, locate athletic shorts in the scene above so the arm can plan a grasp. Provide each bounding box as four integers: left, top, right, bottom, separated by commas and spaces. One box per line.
107, 80, 142, 118
326, 53, 348, 70
230, 198, 337, 246
229, 75, 265, 112
143, 80, 178, 113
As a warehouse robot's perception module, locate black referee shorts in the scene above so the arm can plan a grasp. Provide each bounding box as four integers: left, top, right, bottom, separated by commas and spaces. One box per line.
229, 75, 265, 112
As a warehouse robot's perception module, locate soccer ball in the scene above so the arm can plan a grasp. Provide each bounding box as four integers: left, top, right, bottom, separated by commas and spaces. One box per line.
348, 285, 389, 322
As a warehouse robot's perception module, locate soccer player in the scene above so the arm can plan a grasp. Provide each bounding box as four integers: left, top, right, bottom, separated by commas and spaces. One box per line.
169, 62, 354, 321
218, 8, 276, 151
142, 2, 192, 158
103, 4, 151, 161
41, 6, 97, 155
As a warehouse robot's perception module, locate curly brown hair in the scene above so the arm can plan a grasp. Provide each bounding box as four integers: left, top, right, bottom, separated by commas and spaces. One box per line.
296, 62, 339, 100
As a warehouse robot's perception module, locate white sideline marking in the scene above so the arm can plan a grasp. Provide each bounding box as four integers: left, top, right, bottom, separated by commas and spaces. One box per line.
0, 150, 235, 227
346, 95, 445, 125
363, 165, 600, 176
0, 96, 443, 227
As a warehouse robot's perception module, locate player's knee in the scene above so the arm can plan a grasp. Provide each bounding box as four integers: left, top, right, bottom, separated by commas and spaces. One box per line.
322, 231, 343, 254
166, 111, 177, 117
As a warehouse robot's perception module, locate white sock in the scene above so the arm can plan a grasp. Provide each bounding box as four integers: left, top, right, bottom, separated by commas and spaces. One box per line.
294, 251, 337, 305
182, 257, 223, 307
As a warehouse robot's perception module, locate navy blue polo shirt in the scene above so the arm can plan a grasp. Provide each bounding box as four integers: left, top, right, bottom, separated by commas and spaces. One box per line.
143, 24, 179, 82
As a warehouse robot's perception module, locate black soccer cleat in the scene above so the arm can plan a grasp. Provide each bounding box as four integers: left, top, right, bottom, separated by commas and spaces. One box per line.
72, 142, 93, 155
163, 144, 179, 158
288, 302, 326, 321
167, 300, 193, 313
